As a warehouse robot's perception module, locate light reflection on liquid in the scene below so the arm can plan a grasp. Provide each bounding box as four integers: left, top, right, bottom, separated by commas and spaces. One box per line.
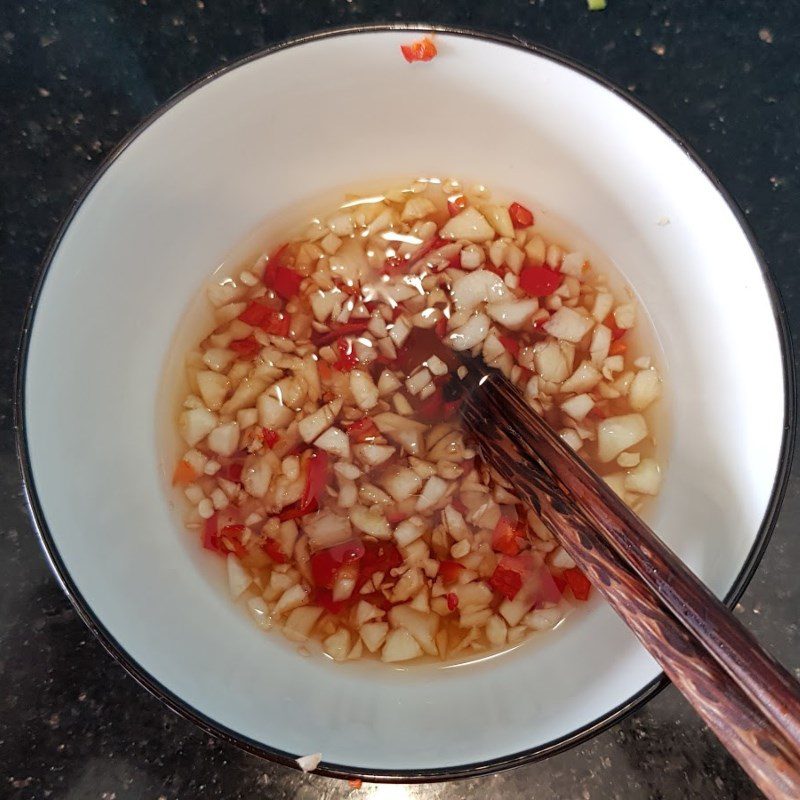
381, 231, 424, 246
339, 194, 387, 209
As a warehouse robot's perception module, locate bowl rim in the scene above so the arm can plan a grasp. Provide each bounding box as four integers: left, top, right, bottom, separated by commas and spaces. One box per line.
14, 22, 796, 784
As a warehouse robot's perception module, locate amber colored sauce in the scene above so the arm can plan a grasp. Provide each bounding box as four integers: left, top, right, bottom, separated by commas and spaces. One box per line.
162, 177, 670, 668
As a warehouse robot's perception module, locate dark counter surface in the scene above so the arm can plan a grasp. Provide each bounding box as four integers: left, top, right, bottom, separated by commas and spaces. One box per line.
2, 2, 798, 798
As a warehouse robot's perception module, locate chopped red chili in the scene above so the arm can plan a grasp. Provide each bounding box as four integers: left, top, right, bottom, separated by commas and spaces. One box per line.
400, 36, 437, 63
509, 201, 534, 228
489, 565, 523, 601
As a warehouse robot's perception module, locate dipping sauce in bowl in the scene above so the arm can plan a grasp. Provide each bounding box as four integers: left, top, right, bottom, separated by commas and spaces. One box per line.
168, 176, 665, 665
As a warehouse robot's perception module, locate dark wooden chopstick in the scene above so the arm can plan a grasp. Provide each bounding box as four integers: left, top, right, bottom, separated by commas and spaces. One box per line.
537, 494, 800, 799
454, 359, 800, 800
465, 360, 800, 744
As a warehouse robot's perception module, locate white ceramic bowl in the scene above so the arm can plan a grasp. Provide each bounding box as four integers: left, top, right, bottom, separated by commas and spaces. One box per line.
18, 27, 793, 781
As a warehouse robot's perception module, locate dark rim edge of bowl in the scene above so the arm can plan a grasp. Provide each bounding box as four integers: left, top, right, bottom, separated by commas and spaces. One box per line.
13, 22, 796, 784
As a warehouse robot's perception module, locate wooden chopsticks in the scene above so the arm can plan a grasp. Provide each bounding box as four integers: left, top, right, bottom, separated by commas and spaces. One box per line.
454, 359, 800, 800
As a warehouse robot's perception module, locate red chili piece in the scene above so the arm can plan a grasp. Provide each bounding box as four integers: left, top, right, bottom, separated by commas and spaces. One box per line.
406, 236, 447, 269
357, 542, 403, 591
311, 538, 366, 589
509, 202, 534, 228
237, 302, 291, 336
489, 564, 523, 600
491, 516, 523, 556
261, 309, 291, 337
447, 195, 467, 217
333, 338, 360, 372
313, 321, 370, 348
218, 461, 243, 483
278, 497, 318, 521
417, 385, 445, 422
260, 428, 280, 448
498, 335, 519, 359
229, 337, 261, 358
262, 243, 290, 286
382, 255, 407, 276
346, 417, 379, 443
564, 567, 591, 601
219, 523, 247, 558
262, 537, 288, 564
400, 37, 437, 63
603, 313, 627, 341
202, 514, 221, 553
272, 265, 302, 300
519, 266, 563, 297
238, 301, 271, 326
312, 587, 347, 614
299, 450, 329, 512
438, 560, 465, 584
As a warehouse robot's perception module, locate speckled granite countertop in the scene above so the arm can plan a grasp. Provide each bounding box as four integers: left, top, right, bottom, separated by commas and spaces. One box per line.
1, 2, 798, 798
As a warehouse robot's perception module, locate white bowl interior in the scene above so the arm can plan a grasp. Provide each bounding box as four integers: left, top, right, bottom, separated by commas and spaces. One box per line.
24, 31, 785, 773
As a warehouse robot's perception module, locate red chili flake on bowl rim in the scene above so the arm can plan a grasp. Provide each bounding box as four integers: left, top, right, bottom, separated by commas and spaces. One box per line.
400, 36, 438, 63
